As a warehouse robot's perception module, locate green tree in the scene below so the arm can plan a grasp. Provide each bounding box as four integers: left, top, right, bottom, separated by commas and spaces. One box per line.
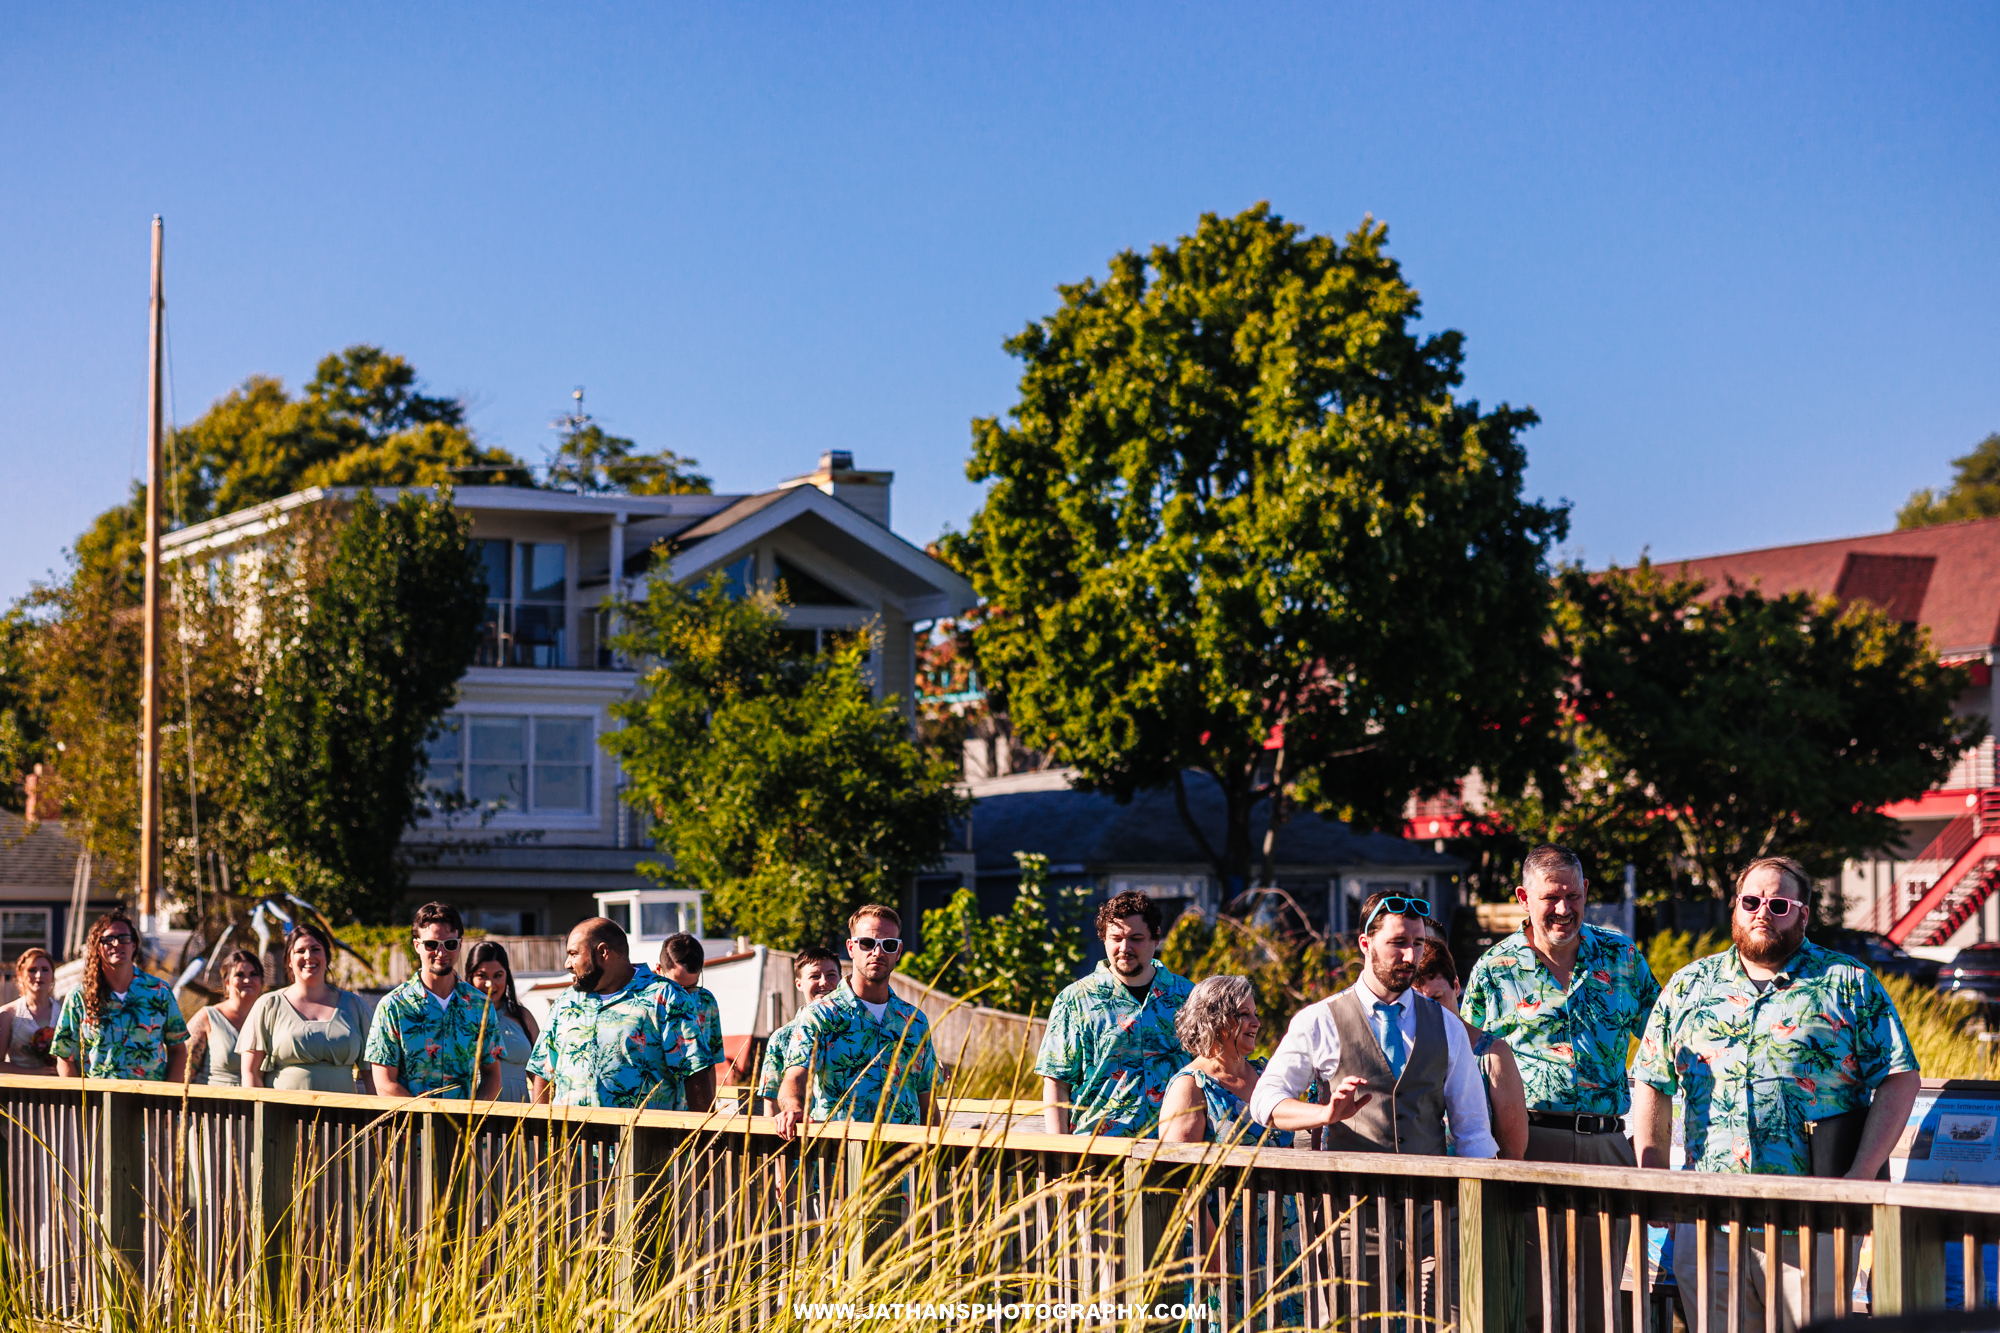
547, 417, 711, 495
1899, 432, 2000, 529
1161, 897, 1345, 1061
959, 204, 1569, 891
1552, 560, 1980, 906
241, 493, 485, 921
904, 852, 1089, 1015
605, 576, 965, 949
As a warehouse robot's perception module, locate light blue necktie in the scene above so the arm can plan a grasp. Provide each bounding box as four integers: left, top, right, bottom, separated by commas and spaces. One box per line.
1374, 1000, 1407, 1079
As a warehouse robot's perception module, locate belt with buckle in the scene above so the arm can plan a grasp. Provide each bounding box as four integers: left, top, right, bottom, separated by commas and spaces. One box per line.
1529, 1110, 1623, 1135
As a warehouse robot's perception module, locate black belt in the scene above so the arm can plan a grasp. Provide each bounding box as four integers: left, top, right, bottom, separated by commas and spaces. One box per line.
1529, 1110, 1623, 1135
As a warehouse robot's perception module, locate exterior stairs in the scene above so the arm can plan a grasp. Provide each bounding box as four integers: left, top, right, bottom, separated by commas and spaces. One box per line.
1888, 789, 2000, 947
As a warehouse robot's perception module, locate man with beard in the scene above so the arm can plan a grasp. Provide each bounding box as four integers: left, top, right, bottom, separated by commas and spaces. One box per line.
525, 916, 702, 1110
1251, 891, 1495, 1155
1036, 891, 1193, 1138
1634, 856, 1920, 1330
1462, 845, 1660, 1331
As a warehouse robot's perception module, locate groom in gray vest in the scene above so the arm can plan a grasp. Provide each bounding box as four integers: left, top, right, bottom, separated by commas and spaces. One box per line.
1251, 890, 1496, 1156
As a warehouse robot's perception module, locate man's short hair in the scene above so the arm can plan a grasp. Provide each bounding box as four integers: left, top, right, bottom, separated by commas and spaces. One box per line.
1415, 939, 1460, 990
1095, 890, 1163, 940
793, 945, 840, 976
1522, 844, 1584, 886
1356, 890, 1428, 938
575, 917, 629, 956
661, 932, 704, 972
413, 901, 463, 935
1735, 856, 1812, 901
848, 903, 901, 935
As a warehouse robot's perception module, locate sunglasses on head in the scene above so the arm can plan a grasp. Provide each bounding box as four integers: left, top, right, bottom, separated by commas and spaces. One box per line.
1737, 894, 1805, 918
419, 938, 462, 953
1362, 896, 1432, 932
849, 937, 902, 955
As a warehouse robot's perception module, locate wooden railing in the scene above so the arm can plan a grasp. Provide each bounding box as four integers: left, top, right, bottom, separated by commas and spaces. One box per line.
2, 1073, 1996, 1331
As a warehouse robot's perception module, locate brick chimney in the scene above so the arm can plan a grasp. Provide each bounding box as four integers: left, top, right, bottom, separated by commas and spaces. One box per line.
23, 763, 60, 827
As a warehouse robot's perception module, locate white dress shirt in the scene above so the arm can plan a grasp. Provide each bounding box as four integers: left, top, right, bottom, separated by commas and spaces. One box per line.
1249, 977, 1499, 1158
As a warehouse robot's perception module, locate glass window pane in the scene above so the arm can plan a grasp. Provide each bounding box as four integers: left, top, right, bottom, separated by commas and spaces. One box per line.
423, 716, 463, 766
602, 902, 630, 932
511, 605, 566, 667
472, 539, 511, 599
468, 763, 526, 808
533, 764, 590, 811
640, 901, 684, 937
525, 543, 566, 601
717, 554, 754, 601
469, 716, 527, 763
534, 717, 592, 763
2, 909, 50, 962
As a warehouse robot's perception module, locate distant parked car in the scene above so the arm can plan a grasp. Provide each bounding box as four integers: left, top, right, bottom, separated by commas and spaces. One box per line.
1941, 941, 2000, 1005
1811, 930, 1942, 988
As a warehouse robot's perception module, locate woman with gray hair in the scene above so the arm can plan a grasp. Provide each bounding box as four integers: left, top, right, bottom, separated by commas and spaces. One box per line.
1159, 975, 1273, 1146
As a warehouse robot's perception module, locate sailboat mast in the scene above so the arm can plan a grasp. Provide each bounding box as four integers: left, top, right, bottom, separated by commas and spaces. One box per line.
139, 215, 164, 928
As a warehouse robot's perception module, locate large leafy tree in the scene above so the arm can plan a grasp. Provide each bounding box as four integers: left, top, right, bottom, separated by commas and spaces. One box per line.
1546, 561, 1979, 906
546, 415, 711, 496
242, 493, 485, 921
1899, 432, 2000, 529
959, 204, 1570, 889
605, 577, 965, 949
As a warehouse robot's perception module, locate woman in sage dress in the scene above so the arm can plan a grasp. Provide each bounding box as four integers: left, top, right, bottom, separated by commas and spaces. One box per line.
1159, 974, 1302, 1328
241, 923, 373, 1094
465, 940, 538, 1102
185, 950, 264, 1085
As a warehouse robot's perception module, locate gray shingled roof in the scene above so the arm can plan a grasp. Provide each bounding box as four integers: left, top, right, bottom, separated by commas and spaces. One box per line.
968, 773, 1460, 875
0, 813, 107, 891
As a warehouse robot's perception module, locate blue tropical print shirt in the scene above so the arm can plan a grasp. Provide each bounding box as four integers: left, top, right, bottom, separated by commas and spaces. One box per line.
785, 981, 936, 1125
1634, 939, 1918, 1175
690, 985, 724, 1069
757, 1018, 805, 1101
362, 977, 504, 1099
1034, 961, 1193, 1138
1462, 923, 1661, 1116
49, 971, 189, 1080
525, 965, 700, 1111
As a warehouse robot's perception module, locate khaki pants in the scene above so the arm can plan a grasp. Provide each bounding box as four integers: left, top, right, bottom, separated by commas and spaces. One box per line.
1524, 1126, 1635, 1333
1671, 1224, 1861, 1333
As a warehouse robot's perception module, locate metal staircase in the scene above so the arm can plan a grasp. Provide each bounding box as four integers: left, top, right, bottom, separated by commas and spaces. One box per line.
1887, 789, 2000, 947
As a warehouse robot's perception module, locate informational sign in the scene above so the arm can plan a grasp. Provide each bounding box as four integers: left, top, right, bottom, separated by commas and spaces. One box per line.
1892, 1080, 2000, 1185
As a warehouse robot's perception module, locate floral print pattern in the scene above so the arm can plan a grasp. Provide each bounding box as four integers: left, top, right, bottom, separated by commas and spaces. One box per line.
1463, 924, 1661, 1116
1034, 962, 1193, 1138
690, 985, 724, 1069
526, 965, 700, 1111
362, 977, 504, 1099
757, 1019, 805, 1100
1634, 939, 1918, 1175
49, 972, 188, 1080
785, 982, 935, 1125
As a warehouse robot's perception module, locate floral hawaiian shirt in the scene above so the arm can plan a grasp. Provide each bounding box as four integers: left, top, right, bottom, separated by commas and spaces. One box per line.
49, 971, 189, 1080
690, 985, 724, 1069
362, 977, 504, 1099
1034, 961, 1193, 1138
525, 965, 700, 1111
757, 1018, 805, 1101
785, 981, 936, 1124
1463, 923, 1661, 1116
1634, 939, 1918, 1175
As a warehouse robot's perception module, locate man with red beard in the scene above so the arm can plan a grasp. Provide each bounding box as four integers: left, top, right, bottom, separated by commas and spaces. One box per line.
1633, 856, 1920, 1330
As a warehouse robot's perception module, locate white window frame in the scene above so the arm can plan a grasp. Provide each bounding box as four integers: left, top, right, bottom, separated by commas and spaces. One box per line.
1, 907, 53, 963
422, 703, 602, 830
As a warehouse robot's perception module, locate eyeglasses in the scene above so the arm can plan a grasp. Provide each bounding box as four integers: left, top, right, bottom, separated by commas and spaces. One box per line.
418, 938, 462, 953
849, 937, 903, 955
99, 932, 135, 948
1362, 897, 1432, 932
1737, 894, 1805, 918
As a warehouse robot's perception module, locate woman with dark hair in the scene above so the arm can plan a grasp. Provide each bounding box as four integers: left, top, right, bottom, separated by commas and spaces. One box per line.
242, 922, 373, 1093
51, 909, 188, 1081
465, 939, 537, 1102
0, 947, 58, 1074
1414, 939, 1529, 1160
185, 949, 264, 1086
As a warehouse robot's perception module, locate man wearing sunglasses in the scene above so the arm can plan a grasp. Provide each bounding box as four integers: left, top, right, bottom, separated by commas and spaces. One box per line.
775, 904, 934, 1140
1633, 856, 1920, 1330
1251, 889, 1495, 1157
364, 902, 503, 1100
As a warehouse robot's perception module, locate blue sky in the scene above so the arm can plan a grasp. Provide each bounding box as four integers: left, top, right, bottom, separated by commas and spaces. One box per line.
3, 3, 1995, 602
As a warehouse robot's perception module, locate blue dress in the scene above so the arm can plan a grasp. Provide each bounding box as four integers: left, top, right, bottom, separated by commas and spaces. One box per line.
1174, 1061, 1304, 1328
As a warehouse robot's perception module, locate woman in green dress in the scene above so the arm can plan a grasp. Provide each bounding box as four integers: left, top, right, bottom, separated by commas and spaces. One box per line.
241, 923, 373, 1094
185, 950, 264, 1085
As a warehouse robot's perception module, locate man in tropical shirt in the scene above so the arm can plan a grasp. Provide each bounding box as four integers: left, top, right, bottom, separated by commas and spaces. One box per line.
1634, 856, 1920, 1330
659, 931, 725, 1111
365, 902, 503, 1100
775, 905, 934, 1137
528, 917, 700, 1110
1036, 890, 1192, 1138
757, 946, 842, 1112
1463, 845, 1660, 1331
52, 909, 188, 1082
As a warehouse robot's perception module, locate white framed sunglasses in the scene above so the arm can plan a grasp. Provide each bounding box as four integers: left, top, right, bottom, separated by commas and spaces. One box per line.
849, 937, 903, 955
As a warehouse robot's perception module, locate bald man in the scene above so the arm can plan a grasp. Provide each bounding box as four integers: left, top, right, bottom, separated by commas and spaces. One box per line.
525, 917, 704, 1110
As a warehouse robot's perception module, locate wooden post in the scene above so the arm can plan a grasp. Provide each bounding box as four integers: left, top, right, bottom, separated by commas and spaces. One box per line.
1459, 1176, 1523, 1333
1121, 1149, 1167, 1303
1872, 1204, 1944, 1315
616, 1123, 674, 1307
251, 1099, 296, 1325
421, 1109, 462, 1226
100, 1087, 144, 1286
138, 215, 164, 925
